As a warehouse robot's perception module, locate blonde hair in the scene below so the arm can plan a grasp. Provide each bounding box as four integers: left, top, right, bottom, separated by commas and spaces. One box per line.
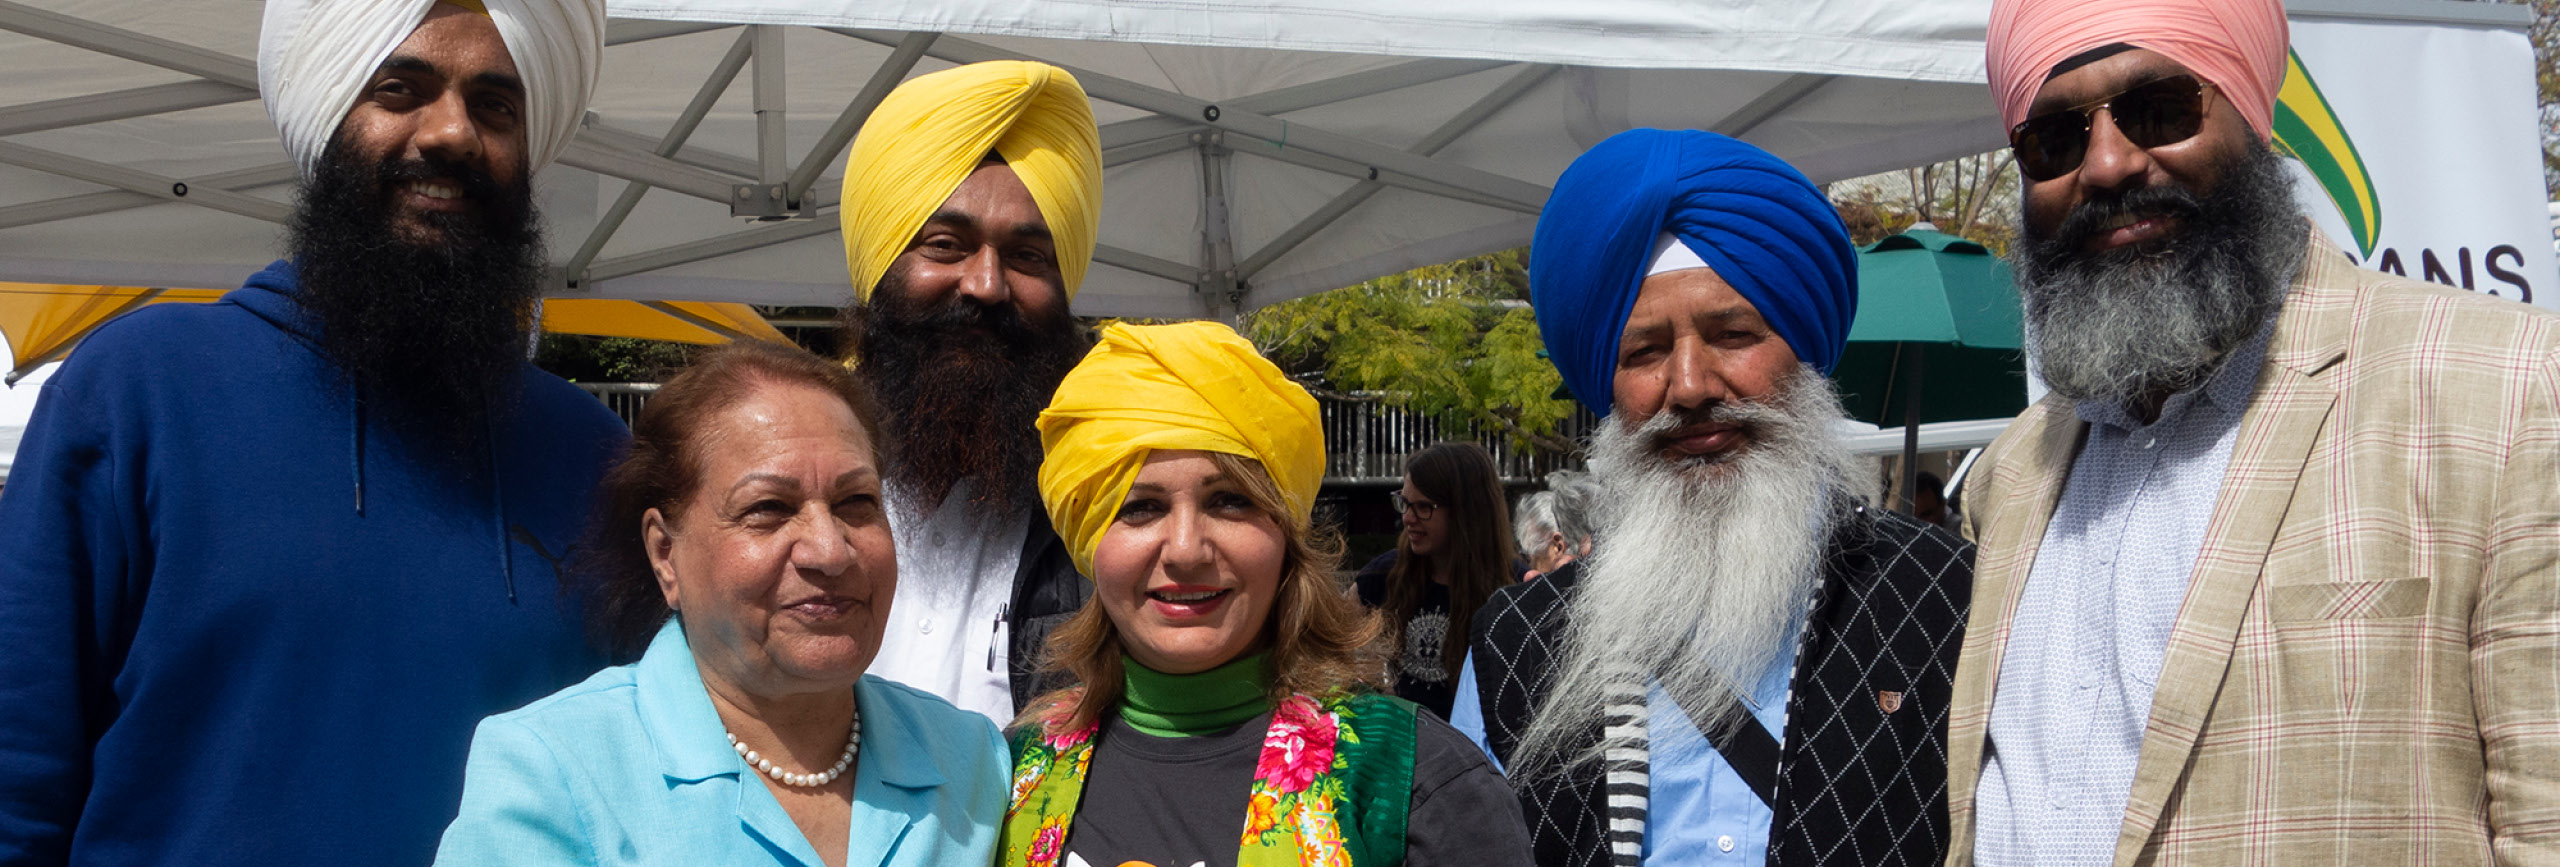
1015, 451, 1383, 734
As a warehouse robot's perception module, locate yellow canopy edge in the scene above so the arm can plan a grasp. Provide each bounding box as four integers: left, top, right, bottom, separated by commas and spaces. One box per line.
0, 284, 227, 375
0, 284, 789, 382
541, 299, 792, 346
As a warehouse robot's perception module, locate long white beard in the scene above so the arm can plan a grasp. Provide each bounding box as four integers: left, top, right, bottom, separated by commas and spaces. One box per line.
1510, 367, 1854, 782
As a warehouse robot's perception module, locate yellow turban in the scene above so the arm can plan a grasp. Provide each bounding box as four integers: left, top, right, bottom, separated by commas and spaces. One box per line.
840, 61, 1103, 303
1037, 322, 1326, 578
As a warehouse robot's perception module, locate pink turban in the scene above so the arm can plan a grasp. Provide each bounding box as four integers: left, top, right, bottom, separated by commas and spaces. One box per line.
1987, 0, 2288, 139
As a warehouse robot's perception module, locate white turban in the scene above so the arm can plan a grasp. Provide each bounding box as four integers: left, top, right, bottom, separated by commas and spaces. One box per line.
258, 0, 604, 178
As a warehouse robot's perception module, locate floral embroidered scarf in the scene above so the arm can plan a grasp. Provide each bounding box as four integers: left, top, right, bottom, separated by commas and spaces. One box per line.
1001, 690, 1419, 867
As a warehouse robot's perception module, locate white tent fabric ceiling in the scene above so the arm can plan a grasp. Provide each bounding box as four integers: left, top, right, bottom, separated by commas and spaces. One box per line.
0, 0, 2007, 319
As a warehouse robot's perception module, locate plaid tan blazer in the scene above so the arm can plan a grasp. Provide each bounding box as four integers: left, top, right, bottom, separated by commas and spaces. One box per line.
1944, 232, 2560, 866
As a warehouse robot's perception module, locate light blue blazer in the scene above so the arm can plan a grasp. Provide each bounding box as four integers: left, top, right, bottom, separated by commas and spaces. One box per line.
433, 620, 1007, 866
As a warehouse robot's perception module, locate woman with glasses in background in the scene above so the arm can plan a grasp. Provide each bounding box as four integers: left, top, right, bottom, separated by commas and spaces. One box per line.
1354, 443, 1519, 720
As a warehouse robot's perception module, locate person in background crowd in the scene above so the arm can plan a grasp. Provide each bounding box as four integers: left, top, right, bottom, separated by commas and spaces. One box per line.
436, 341, 1007, 866
1457, 128, 1974, 867
1911, 470, 1962, 535
0, 1, 618, 862
1513, 469, 1602, 580
1356, 442, 1520, 720
834, 61, 1103, 723
1002, 321, 1531, 867
1949, 0, 2560, 862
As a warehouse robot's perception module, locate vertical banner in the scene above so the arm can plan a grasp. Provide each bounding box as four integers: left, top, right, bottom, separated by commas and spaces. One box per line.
2281, 16, 2553, 308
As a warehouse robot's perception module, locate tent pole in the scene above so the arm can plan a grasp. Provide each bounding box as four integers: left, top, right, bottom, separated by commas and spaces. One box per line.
751, 25, 788, 186
784, 32, 937, 204
1195, 134, 1240, 321
1899, 342, 1926, 513
565, 29, 757, 288
0, 141, 286, 224
0, 162, 292, 231
585, 217, 840, 284
1237, 64, 1557, 284
1711, 73, 1834, 139
642, 301, 760, 344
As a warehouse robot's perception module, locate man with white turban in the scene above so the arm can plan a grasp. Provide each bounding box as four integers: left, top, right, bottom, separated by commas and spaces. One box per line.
0, 1, 615, 863
832, 61, 1105, 725
1947, 0, 2560, 862
1456, 128, 1973, 867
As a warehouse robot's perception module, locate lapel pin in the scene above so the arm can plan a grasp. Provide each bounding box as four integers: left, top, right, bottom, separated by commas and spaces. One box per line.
1877, 690, 1904, 713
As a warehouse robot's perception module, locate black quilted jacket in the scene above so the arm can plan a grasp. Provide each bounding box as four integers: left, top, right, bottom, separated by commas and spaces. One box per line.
1470, 504, 1973, 867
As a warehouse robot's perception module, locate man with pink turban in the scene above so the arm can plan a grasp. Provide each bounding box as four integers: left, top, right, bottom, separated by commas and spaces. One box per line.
1947, 0, 2560, 863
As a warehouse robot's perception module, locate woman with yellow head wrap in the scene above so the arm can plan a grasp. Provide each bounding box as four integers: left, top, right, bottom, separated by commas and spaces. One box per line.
999, 322, 1531, 867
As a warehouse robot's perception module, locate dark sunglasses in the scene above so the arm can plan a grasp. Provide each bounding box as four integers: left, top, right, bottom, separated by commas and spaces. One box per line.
2008, 75, 2216, 182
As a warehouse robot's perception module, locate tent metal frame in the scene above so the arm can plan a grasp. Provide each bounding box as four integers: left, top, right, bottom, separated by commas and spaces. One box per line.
0, 2, 1583, 316
0, 0, 2530, 317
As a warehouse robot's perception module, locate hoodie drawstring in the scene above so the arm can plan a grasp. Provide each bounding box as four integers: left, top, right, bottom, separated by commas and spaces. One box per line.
350, 390, 366, 516
489, 399, 516, 605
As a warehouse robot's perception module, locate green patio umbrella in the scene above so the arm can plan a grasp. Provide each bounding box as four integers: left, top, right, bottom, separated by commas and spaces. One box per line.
1832, 225, 2029, 509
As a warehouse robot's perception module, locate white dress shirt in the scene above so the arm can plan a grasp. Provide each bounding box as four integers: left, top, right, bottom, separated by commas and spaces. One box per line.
1975, 323, 2273, 866
864, 483, 1026, 725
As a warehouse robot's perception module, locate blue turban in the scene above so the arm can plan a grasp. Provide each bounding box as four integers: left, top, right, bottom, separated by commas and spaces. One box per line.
1528, 129, 1856, 417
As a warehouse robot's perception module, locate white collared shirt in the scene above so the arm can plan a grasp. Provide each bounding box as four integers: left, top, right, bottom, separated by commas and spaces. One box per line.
1974, 322, 2275, 866
863, 483, 1026, 725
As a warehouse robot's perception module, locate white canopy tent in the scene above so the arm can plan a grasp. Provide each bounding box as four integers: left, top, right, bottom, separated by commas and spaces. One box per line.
0, 0, 2010, 319
1, 0, 2522, 323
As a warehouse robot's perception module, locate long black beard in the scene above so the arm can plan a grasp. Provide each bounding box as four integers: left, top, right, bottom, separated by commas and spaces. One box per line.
287, 139, 545, 464
842, 272, 1088, 515
2011, 140, 2306, 406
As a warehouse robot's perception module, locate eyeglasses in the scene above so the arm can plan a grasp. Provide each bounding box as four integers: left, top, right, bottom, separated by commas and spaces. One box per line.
1390, 492, 1438, 521
2008, 75, 2215, 182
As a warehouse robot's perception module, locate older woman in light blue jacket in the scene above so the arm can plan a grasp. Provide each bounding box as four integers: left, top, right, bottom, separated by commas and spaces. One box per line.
434, 341, 1005, 867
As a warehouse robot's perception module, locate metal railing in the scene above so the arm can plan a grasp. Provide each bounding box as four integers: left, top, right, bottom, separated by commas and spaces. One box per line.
577, 382, 659, 427
1321, 395, 1593, 484
577, 382, 1591, 484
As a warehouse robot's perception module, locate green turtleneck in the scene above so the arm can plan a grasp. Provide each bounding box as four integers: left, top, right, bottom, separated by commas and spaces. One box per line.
1117, 653, 1273, 737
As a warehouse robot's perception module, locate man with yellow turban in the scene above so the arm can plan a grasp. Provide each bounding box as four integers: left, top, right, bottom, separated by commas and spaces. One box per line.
834, 61, 1106, 726
1002, 321, 1531, 867
1949, 0, 2560, 863
0, 1, 618, 864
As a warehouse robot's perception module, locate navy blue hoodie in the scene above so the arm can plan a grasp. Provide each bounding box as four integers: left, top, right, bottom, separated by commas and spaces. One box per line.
0, 261, 628, 864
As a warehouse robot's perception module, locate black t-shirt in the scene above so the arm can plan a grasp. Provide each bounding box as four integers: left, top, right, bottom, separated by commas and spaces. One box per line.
1356, 553, 1457, 719
1063, 706, 1532, 867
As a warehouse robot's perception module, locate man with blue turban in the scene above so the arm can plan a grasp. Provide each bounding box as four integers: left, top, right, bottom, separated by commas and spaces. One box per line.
1452, 129, 1974, 867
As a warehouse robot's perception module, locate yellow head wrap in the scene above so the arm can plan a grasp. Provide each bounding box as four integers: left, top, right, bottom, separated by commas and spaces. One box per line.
1037, 322, 1326, 578
839, 61, 1103, 304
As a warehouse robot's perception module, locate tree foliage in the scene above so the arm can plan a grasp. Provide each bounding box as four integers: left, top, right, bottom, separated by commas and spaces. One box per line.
533, 334, 698, 383
2523, 0, 2560, 197
1242, 249, 1578, 452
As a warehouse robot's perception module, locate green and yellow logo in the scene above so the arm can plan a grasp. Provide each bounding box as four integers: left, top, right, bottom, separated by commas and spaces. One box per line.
2270, 48, 2382, 258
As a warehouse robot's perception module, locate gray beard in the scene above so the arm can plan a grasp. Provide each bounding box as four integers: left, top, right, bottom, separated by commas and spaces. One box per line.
1509, 366, 1854, 782
2011, 141, 2306, 406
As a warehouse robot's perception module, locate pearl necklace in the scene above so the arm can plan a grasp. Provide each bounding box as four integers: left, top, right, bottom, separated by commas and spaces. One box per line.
727, 707, 860, 788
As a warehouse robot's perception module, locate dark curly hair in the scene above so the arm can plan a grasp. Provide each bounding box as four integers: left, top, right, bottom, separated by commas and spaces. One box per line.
579, 339, 893, 662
